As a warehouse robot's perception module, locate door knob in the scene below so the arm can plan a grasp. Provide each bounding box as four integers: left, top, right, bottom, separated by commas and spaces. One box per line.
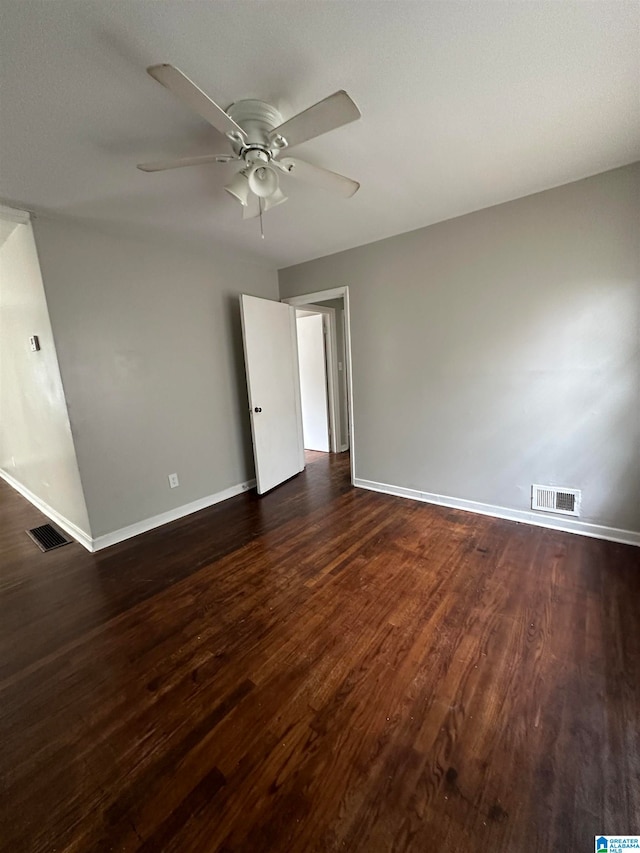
254, 406, 262, 413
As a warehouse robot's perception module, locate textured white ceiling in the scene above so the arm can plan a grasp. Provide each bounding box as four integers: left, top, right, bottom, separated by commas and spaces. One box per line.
1, 1, 638, 268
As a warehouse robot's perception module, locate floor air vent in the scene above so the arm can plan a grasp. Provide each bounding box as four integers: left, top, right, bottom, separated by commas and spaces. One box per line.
26, 524, 72, 552
531, 485, 581, 517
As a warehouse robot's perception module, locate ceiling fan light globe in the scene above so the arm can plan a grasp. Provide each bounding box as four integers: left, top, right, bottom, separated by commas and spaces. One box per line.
224, 171, 251, 206
248, 165, 279, 198
264, 188, 288, 211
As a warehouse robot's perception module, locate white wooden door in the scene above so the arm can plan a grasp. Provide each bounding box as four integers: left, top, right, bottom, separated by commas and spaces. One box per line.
240, 294, 304, 494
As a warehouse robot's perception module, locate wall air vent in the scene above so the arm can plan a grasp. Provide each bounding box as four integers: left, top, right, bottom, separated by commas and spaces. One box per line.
531, 485, 581, 517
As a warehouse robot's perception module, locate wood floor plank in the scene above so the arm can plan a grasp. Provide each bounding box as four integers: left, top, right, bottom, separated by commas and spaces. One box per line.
1, 451, 638, 852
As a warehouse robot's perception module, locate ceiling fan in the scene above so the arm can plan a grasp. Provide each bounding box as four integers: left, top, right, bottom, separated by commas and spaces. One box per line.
137, 64, 362, 221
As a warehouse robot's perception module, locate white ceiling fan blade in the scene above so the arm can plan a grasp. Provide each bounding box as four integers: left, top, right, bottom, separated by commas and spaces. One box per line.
243, 194, 261, 220
269, 91, 361, 149
137, 154, 236, 172
279, 157, 360, 198
147, 64, 246, 138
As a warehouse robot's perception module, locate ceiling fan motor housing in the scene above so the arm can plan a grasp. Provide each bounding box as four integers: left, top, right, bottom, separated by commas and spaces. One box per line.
226, 99, 284, 154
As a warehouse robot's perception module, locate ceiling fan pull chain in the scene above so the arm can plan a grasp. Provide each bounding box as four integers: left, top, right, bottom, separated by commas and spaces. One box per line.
259, 198, 265, 239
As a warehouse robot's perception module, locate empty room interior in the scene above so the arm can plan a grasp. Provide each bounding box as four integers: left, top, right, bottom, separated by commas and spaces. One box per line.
1, 2, 639, 851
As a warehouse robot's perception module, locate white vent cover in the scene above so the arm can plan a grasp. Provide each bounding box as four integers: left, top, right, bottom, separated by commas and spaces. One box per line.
531, 485, 581, 516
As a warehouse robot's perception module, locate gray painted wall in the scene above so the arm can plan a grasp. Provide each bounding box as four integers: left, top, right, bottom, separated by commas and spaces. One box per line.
33, 217, 278, 537
0, 222, 90, 534
279, 163, 640, 533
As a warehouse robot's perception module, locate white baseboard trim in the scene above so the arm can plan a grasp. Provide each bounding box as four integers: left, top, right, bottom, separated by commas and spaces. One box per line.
0, 468, 93, 551
353, 477, 640, 548
1, 469, 257, 552
91, 479, 256, 551
340, 443, 349, 453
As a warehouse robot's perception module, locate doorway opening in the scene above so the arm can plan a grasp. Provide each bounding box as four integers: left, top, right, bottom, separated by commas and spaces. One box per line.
295, 301, 346, 454
296, 309, 330, 452
283, 287, 354, 485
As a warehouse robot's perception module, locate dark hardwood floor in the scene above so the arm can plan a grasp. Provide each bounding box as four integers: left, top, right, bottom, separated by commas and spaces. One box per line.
1, 452, 638, 852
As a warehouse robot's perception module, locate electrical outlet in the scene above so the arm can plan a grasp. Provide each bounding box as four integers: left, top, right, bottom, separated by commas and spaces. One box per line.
168, 473, 179, 489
